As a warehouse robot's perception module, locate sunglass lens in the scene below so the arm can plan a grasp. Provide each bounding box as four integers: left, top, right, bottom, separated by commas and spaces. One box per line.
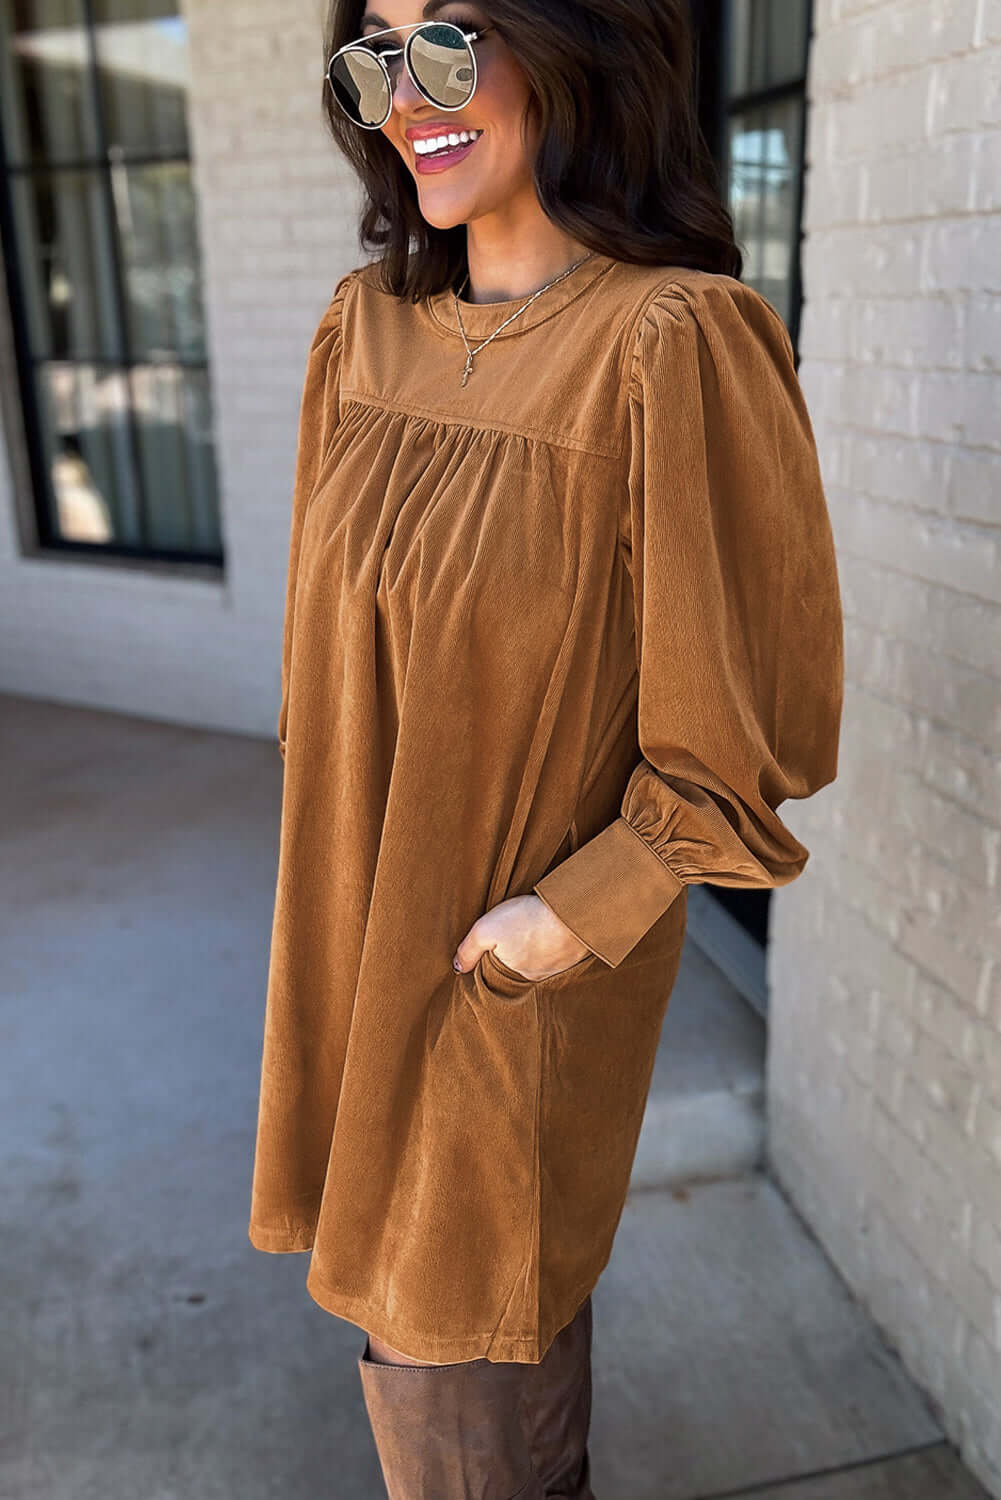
408, 23, 475, 109
329, 47, 391, 126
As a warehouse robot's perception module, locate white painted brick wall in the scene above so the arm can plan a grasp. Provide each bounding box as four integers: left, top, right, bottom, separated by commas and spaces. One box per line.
0, 0, 364, 736
768, 0, 1001, 1492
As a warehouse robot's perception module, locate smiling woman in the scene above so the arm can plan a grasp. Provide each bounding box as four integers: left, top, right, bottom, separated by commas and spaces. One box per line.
319, 0, 746, 298
247, 1, 844, 1495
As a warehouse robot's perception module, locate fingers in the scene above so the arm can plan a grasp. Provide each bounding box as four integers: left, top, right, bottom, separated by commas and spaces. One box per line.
452, 897, 531, 974
452, 926, 481, 973
454, 911, 498, 973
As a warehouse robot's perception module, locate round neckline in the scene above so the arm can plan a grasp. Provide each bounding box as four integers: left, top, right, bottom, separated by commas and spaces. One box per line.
426, 251, 619, 340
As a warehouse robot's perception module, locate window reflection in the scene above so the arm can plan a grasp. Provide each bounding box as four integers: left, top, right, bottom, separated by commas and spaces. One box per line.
0, 2, 97, 164
728, 101, 803, 326
728, 0, 808, 97
11, 169, 122, 359
37, 362, 134, 544
723, 0, 810, 343
0, 0, 221, 560
93, 1, 190, 158
117, 161, 206, 360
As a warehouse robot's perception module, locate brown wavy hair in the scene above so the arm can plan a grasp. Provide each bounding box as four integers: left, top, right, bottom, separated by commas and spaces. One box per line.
321, 0, 742, 299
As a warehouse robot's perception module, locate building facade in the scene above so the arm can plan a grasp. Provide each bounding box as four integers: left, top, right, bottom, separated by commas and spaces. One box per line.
1, 0, 999, 1492
769, 1, 1001, 1493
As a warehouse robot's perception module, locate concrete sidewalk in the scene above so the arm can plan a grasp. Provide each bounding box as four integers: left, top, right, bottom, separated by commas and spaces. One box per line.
0, 693, 989, 1500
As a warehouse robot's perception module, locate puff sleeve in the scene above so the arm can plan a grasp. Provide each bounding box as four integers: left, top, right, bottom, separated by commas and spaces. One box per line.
532, 279, 845, 967
277, 269, 355, 761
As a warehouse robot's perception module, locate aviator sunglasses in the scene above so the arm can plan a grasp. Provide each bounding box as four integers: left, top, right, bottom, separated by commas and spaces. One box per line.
326, 20, 496, 129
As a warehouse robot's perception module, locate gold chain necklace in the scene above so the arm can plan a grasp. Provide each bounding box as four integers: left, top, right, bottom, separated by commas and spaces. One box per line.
452, 253, 595, 387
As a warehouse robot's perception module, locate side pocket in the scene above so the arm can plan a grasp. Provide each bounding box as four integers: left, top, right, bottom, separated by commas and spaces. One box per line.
477, 944, 600, 1002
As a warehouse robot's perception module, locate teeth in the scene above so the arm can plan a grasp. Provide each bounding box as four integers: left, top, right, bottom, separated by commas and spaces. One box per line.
414, 129, 482, 155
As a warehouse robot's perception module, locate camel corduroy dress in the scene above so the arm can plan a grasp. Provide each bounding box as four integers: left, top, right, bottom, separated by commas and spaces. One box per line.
247, 251, 844, 1364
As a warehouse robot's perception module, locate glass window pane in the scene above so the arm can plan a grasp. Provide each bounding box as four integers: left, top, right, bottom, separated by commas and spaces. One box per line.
178, 368, 220, 553
728, 112, 765, 280
767, 0, 807, 91
10, 167, 124, 359
728, 0, 807, 97
115, 161, 207, 360
130, 364, 220, 552
727, 96, 803, 325
0, 0, 99, 165
36, 361, 141, 544
92, 0, 190, 157
728, 0, 753, 98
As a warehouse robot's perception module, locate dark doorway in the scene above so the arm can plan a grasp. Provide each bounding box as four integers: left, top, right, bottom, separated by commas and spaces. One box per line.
685, 0, 814, 1001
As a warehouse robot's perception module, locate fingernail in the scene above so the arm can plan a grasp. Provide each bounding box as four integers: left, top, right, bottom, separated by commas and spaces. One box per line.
452, 956, 462, 972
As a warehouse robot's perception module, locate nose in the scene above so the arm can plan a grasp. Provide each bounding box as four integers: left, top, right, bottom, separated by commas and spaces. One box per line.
390, 59, 423, 113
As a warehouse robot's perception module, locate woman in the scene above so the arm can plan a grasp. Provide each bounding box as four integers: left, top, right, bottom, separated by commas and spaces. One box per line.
248, 0, 844, 1493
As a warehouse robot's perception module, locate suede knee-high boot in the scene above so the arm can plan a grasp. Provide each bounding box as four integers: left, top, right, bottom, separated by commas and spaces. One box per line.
517, 1298, 596, 1500
358, 1342, 546, 1500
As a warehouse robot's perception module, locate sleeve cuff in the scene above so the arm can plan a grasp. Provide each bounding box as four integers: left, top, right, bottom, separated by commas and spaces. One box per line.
532, 816, 685, 968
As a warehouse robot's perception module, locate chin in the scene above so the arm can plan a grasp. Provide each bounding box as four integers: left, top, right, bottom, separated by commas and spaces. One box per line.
418, 197, 485, 231
419, 208, 470, 232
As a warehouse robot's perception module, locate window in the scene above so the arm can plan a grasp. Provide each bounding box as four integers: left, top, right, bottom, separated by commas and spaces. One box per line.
0, 0, 222, 563
722, 0, 812, 348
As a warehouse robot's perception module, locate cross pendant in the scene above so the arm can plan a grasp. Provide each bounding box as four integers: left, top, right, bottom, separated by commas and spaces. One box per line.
461, 352, 474, 388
